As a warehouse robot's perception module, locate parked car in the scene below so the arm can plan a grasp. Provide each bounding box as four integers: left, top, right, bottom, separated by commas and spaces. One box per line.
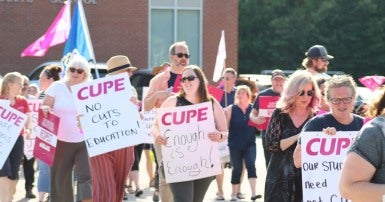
28, 61, 154, 100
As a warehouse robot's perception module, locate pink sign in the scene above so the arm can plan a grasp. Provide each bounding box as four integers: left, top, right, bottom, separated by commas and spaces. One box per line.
33, 109, 60, 166
249, 96, 280, 130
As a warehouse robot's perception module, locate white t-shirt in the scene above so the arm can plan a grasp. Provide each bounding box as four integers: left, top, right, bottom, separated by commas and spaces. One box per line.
46, 80, 84, 143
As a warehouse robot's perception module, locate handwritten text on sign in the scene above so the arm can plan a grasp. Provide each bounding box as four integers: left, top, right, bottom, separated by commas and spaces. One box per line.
157, 102, 221, 183
301, 131, 357, 202
24, 99, 43, 160
0, 103, 27, 168
71, 74, 145, 157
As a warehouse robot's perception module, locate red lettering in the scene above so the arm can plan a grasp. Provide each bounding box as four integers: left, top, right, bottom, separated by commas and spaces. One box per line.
77, 78, 126, 100
306, 137, 352, 156
161, 112, 172, 126
197, 107, 208, 121
161, 107, 210, 126
306, 138, 320, 155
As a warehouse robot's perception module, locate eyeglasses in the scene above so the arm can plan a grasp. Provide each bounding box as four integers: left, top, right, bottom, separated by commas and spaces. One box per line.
173, 53, 190, 59
180, 75, 197, 83
329, 97, 353, 105
299, 90, 314, 97
69, 67, 85, 74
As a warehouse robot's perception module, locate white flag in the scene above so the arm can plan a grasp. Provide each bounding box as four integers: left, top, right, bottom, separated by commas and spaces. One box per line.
213, 30, 227, 82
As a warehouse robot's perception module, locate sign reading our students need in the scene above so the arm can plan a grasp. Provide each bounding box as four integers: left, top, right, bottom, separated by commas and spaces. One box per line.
157, 102, 221, 183
301, 131, 358, 202
71, 73, 146, 157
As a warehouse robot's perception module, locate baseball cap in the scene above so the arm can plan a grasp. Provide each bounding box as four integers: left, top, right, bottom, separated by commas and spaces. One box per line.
271, 69, 286, 79
305, 45, 334, 60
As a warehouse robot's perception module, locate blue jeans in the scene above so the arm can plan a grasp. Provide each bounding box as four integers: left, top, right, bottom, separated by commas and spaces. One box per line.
37, 160, 50, 193
230, 144, 256, 184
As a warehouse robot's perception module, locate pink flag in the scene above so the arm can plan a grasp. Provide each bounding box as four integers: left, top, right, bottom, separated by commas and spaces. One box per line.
359, 75, 385, 91
21, 3, 70, 57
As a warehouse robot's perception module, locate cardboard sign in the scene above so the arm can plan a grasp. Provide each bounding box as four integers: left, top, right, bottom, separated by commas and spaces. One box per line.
301, 131, 357, 201
71, 74, 146, 157
141, 86, 156, 144
0, 102, 27, 168
157, 102, 221, 183
33, 109, 59, 166
24, 99, 43, 160
207, 85, 224, 102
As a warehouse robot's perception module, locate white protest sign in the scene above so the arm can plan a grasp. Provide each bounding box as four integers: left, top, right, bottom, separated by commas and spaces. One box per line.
71, 73, 146, 157
0, 102, 27, 168
24, 99, 43, 160
301, 131, 357, 202
141, 86, 155, 144
157, 102, 221, 183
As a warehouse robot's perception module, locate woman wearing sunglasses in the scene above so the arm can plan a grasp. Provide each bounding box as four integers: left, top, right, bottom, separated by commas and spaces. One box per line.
153, 65, 227, 202
264, 70, 320, 202
41, 55, 93, 202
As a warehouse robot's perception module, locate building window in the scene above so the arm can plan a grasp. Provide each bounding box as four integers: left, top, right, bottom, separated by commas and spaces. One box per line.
149, 0, 202, 69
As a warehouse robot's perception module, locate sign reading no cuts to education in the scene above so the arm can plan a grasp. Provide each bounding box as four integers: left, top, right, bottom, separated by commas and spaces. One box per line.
0, 102, 27, 168
71, 73, 146, 157
157, 102, 222, 183
301, 131, 359, 202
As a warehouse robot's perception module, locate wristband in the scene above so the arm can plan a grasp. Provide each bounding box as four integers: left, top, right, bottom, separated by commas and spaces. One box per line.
220, 133, 223, 140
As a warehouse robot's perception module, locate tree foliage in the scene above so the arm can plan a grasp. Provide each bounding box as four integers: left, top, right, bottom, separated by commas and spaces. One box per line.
239, 0, 385, 81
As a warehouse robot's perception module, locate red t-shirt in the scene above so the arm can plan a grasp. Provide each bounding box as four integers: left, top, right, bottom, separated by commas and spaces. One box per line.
1, 95, 30, 136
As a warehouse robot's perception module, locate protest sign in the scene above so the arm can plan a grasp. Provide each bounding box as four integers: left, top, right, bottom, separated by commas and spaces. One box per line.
24, 99, 43, 160
301, 131, 357, 201
207, 85, 224, 102
141, 87, 155, 144
248, 96, 280, 130
71, 73, 146, 157
0, 102, 27, 168
157, 102, 221, 183
33, 109, 59, 166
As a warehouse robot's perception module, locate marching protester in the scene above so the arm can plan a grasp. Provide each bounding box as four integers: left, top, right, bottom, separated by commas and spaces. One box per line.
264, 70, 319, 202
215, 67, 237, 200
301, 44, 334, 80
339, 86, 385, 201
249, 69, 286, 167
225, 85, 262, 201
153, 65, 228, 202
144, 41, 190, 202
293, 74, 364, 167
36, 64, 62, 202
88, 55, 136, 202
41, 55, 92, 202
0, 72, 31, 202
315, 78, 330, 114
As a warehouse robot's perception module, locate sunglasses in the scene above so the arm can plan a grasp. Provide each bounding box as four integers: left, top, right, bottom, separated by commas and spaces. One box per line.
180, 75, 197, 83
329, 97, 353, 105
299, 90, 314, 97
173, 53, 190, 59
69, 67, 85, 74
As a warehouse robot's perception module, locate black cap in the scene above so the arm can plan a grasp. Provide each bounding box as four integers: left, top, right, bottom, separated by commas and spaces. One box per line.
305, 45, 334, 60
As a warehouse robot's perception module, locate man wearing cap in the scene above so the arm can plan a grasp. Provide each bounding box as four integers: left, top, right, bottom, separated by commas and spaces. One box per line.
301, 44, 334, 79
144, 41, 190, 202
87, 55, 137, 202
249, 69, 286, 167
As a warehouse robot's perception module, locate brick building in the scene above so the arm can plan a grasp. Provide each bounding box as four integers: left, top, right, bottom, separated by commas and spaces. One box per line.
0, 0, 238, 82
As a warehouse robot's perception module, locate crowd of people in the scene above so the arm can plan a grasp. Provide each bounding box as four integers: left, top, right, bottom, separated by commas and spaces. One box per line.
0, 42, 384, 202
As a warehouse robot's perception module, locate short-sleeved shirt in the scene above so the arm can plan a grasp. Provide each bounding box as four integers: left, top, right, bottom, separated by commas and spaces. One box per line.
303, 113, 364, 132
46, 80, 83, 142
348, 120, 385, 183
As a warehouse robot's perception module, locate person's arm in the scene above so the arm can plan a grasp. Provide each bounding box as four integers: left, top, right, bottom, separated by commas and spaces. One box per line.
143, 71, 174, 111
339, 152, 385, 201
224, 105, 232, 129
151, 96, 177, 145
208, 99, 228, 142
41, 94, 55, 117
280, 133, 299, 151
249, 108, 267, 125
293, 143, 301, 168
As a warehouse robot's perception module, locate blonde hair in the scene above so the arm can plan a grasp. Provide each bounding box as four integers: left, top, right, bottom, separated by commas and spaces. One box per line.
1, 72, 23, 98
276, 70, 320, 113
234, 85, 251, 104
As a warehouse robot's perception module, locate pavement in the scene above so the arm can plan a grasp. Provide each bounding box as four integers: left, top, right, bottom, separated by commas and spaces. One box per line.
13, 136, 266, 202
